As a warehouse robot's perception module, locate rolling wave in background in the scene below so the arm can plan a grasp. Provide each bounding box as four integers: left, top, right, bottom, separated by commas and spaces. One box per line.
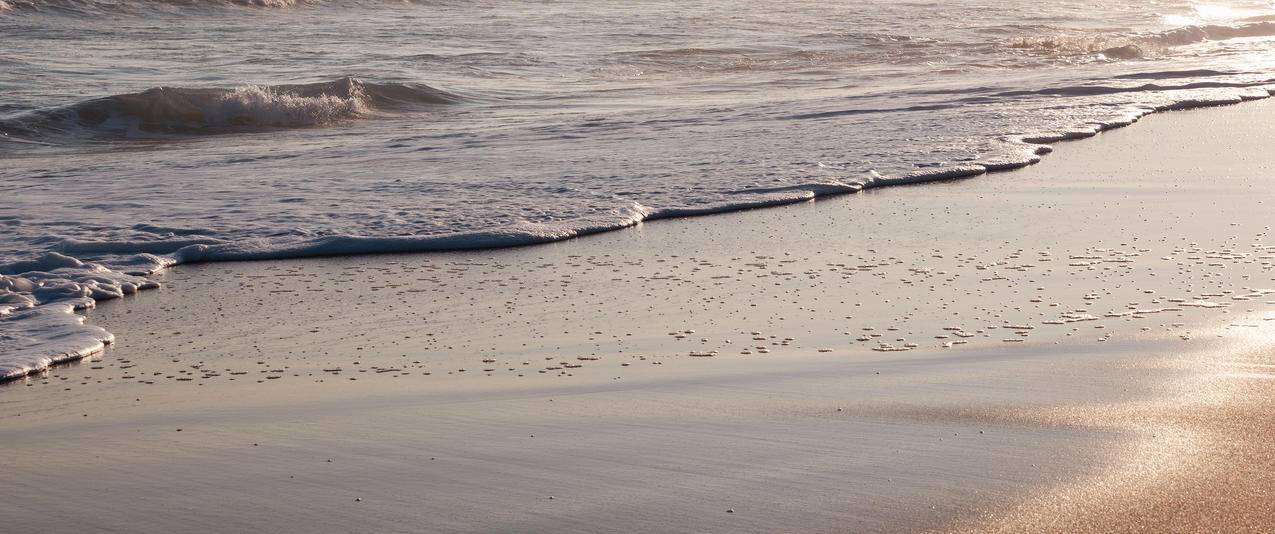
3, 0, 1275, 378
1012, 20, 1275, 59
0, 77, 461, 141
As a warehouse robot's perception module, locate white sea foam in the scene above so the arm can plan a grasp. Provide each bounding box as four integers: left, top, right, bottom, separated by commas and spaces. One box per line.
209, 85, 367, 127
0, 304, 113, 380
0, 253, 156, 379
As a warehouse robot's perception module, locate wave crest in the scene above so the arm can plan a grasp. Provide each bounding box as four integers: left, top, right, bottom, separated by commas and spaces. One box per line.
1010, 21, 1275, 60
0, 77, 461, 141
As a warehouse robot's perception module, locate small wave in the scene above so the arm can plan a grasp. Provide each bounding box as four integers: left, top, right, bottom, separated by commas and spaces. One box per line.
1113, 69, 1239, 80
601, 43, 914, 75
0, 77, 461, 142
992, 79, 1274, 99
1010, 21, 1275, 60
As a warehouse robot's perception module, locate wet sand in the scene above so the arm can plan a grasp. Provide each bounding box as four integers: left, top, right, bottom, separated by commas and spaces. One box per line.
2, 101, 1275, 532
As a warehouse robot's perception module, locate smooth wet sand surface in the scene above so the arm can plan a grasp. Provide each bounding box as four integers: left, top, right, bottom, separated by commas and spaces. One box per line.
3, 102, 1275, 532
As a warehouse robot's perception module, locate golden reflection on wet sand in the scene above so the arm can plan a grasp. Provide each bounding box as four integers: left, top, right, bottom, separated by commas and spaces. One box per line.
952, 316, 1275, 532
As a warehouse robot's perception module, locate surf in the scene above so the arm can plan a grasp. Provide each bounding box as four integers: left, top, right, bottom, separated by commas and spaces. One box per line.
0, 77, 462, 143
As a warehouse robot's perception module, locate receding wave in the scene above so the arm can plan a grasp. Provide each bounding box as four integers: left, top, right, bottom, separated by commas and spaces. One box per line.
0, 77, 461, 142
1011, 21, 1275, 59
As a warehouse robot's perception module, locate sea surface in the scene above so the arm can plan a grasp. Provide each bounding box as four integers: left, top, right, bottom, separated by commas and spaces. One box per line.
3, 0, 1275, 377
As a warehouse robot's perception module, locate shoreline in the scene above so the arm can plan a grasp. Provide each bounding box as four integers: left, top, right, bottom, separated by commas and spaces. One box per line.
2, 97, 1275, 531
4, 86, 1274, 382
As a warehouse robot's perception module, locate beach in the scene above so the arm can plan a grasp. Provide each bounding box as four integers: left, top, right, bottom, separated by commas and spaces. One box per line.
3, 100, 1274, 532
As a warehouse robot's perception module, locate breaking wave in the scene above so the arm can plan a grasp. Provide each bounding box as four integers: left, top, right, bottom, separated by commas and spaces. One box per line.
0, 77, 461, 141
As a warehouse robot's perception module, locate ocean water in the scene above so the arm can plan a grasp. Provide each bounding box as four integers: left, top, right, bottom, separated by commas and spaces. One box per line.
3, 0, 1275, 378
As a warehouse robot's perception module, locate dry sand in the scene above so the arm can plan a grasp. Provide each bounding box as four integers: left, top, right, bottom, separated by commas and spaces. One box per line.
2, 101, 1274, 532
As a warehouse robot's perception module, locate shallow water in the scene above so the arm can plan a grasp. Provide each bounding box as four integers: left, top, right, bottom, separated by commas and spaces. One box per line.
3, 0, 1275, 376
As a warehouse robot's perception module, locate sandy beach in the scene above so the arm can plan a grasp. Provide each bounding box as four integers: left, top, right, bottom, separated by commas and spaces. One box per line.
3, 99, 1275, 532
